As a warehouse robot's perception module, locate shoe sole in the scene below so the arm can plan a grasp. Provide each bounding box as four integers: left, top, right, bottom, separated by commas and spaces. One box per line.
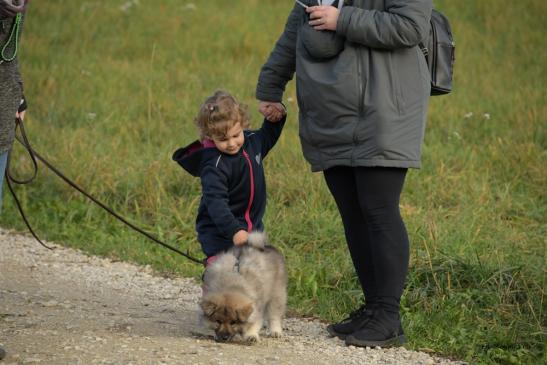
326, 325, 349, 340
345, 334, 407, 348
326, 316, 374, 340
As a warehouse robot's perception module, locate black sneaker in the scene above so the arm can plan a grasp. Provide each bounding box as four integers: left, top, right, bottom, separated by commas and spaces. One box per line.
326, 304, 374, 340
0, 346, 6, 360
345, 309, 406, 348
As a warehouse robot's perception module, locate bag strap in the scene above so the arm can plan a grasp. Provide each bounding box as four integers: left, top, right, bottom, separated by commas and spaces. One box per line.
0, 12, 21, 63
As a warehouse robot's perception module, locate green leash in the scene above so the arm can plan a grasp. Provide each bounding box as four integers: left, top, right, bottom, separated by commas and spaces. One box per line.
1, 12, 21, 63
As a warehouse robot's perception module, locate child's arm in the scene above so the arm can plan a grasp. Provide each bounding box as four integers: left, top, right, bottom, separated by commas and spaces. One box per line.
200, 165, 246, 243
254, 113, 287, 158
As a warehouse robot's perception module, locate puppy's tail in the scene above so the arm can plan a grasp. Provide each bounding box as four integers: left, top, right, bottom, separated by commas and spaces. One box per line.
247, 231, 268, 250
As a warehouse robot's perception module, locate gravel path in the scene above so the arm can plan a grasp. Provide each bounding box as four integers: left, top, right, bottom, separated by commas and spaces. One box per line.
0, 228, 467, 365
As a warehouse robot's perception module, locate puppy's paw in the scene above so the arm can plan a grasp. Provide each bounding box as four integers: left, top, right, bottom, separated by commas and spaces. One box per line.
269, 321, 283, 338
244, 334, 260, 343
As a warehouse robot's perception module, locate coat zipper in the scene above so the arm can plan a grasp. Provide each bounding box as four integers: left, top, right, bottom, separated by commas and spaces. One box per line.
355, 0, 365, 143
355, 43, 365, 147
241, 149, 255, 232
357, 50, 364, 120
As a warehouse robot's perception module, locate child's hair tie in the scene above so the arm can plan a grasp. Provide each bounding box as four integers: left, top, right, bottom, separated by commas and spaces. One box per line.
206, 103, 218, 123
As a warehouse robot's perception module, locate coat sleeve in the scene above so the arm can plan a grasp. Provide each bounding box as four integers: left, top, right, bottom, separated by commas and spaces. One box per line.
200, 165, 244, 240
15, 13, 25, 93
336, 0, 432, 50
254, 115, 286, 158
256, 4, 301, 102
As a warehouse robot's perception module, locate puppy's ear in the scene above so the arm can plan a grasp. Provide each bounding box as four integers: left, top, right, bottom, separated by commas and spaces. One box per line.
200, 298, 217, 317
236, 303, 253, 322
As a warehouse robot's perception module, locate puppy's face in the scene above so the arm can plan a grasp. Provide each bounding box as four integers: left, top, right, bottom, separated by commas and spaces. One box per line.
200, 292, 254, 342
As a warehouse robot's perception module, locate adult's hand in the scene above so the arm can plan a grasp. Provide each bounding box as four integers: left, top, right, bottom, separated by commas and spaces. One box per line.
258, 101, 286, 122
307, 5, 339, 31
0, 0, 28, 18
16, 97, 27, 121
15, 110, 26, 121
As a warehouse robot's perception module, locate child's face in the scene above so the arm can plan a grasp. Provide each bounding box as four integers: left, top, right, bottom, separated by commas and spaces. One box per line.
211, 122, 244, 155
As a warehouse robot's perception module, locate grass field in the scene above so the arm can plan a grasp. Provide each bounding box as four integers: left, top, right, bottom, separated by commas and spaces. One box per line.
1, 1, 545, 363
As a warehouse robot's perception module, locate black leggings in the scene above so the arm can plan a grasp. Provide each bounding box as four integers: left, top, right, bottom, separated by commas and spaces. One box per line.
323, 166, 409, 313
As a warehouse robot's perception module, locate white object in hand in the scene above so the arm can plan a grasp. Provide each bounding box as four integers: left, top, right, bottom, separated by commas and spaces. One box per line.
321, 0, 344, 9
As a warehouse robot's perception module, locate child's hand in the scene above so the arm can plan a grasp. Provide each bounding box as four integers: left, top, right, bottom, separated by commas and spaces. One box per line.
233, 230, 249, 246
258, 101, 286, 122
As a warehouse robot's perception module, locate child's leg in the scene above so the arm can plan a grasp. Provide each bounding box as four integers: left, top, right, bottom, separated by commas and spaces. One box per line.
200, 256, 219, 296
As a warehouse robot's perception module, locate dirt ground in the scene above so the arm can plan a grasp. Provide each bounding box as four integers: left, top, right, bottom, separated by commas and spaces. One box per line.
0, 229, 466, 365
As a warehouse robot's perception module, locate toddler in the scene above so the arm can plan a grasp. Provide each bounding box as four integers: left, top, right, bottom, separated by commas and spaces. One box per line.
173, 90, 286, 263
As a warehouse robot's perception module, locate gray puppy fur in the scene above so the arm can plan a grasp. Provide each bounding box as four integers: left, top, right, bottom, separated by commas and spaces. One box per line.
200, 232, 287, 343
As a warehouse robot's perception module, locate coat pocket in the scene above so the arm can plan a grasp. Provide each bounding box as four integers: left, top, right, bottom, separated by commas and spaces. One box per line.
300, 22, 345, 60
393, 47, 430, 113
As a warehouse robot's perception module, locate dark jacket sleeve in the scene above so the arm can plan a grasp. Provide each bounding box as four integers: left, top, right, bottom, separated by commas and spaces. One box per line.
254, 115, 286, 158
200, 164, 244, 240
18, 95, 26, 112
14, 63, 23, 92
336, 0, 432, 50
256, 4, 301, 102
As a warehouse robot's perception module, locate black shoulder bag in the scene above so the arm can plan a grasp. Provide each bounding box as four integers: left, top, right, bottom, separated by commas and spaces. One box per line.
420, 9, 456, 96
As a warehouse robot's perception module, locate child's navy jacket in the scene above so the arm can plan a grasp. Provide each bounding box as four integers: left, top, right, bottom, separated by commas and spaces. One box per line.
172, 117, 286, 257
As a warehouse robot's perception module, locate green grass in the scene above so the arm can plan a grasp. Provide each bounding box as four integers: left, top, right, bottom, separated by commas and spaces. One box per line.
2, 1, 545, 363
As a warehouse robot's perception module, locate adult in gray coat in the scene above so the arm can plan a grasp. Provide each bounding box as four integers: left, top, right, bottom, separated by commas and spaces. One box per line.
257, 0, 432, 348
0, 0, 28, 215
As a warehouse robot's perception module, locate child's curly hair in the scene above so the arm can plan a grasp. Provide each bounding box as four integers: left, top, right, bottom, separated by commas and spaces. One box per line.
195, 90, 251, 140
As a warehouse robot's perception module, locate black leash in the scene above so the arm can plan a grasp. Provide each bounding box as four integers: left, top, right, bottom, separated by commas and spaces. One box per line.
5, 118, 205, 265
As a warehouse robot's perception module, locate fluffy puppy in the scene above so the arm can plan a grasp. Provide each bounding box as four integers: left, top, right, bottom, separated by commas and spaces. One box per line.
200, 232, 287, 343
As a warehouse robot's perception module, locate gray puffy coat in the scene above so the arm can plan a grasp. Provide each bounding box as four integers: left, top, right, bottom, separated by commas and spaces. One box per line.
0, 13, 24, 154
257, 0, 432, 171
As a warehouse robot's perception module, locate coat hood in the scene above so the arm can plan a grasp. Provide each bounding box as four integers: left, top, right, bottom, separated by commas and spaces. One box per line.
172, 140, 218, 177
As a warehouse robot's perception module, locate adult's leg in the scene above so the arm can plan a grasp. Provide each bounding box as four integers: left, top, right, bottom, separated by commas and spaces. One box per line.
0, 151, 8, 213
323, 166, 378, 338
323, 166, 378, 301
355, 166, 409, 312
346, 166, 409, 347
